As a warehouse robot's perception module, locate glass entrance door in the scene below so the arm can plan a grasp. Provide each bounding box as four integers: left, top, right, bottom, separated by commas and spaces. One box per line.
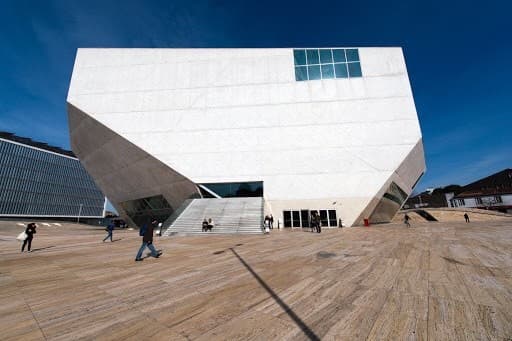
283, 209, 338, 228
283, 210, 310, 228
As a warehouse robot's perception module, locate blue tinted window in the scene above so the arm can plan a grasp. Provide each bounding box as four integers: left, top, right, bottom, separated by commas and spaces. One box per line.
319, 49, 332, 64
307, 65, 321, 80
293, 48, 362, 81
293, 49, 307, 66
332, 49, 346, 63
334, 63, 348, 78
348, 62, 362, 77
346, 49, 359, 62
295, 66, 308, 81
306, 49, 320, 64
321, 64, 335, 79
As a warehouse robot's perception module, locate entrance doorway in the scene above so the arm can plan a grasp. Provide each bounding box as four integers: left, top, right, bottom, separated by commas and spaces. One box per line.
283, 209, 337, 228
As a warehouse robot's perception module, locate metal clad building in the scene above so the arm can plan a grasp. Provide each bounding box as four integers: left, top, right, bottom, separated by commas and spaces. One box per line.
0, 132, 106, 218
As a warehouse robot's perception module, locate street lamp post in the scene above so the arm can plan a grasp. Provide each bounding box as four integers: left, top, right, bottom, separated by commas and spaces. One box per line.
77, 204, 83, 223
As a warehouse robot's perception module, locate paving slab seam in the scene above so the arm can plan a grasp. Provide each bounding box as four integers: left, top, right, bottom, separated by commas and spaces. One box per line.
14, 280, 48, 341
364, 239, 407, 340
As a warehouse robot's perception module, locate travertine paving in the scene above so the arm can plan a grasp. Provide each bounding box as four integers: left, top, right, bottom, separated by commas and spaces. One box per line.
1, 220, 511, 340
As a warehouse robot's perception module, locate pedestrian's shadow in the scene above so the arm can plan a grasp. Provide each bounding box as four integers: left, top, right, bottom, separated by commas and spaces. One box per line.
30, 246, 55, 252
144, 250, 163, 259
112, 238, 122, 242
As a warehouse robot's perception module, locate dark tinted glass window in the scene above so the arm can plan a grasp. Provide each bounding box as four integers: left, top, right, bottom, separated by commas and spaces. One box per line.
346, 49, 360, 62
120, 195, 173, 227
347, 62, 362, 77
306, 49, 320, 64
319, 210, 329, 226
334, 63, 348, 78
293, 48, 362, 81
319, 49, 332, 63
200, 181, 263, 198
332, 49, 346, 63
283, 211, 292, 227
295, 66, 308, 81
328, 210, 337, 227
293, 49, 307, 66
321, 64, 335, 79
292, 210, 301, 227
300, 210, 310, 228
308, 65, 321, 80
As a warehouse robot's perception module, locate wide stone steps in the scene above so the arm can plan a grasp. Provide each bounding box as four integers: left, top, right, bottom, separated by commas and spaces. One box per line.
163, 197, 264, 236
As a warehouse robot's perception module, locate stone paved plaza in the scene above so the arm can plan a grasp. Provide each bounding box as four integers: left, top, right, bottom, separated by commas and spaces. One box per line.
1, 220, 512, 340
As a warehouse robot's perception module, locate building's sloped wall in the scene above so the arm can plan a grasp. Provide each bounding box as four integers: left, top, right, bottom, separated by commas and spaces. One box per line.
67, 48, 425, 226
0, 138, 105, 217
68, 103, 200, 227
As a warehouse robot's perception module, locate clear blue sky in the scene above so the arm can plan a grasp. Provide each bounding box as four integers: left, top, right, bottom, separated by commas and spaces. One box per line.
1, 0, 510, 192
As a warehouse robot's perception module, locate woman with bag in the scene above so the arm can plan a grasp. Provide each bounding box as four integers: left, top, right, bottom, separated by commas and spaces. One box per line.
21, 223, 37, 252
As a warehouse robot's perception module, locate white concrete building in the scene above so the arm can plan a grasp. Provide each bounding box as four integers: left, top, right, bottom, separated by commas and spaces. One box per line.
67, 47, 425, 231
446, 169, 512, 214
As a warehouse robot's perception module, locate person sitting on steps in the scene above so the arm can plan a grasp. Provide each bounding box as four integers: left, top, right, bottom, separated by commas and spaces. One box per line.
206, 218, 214, 232
202, 218, 209, 232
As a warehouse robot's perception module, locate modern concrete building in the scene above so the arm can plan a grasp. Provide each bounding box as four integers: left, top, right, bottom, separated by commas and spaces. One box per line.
0, 132, 106, 219
67, 47, 425, 231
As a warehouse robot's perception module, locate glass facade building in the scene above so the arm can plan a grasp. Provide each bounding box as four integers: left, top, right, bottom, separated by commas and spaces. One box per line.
0, 133, 105, 217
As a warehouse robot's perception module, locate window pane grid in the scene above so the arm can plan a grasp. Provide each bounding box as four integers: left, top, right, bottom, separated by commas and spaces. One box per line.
293, 48, 362, 81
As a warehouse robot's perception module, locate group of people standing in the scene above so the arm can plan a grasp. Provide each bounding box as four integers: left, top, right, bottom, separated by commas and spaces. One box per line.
264, 214, 274, 233
310, 211, 321, 233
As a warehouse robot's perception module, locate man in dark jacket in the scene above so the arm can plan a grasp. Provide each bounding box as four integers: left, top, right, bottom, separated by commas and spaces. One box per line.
135, 219, 162, 261
103, 223, 114, 242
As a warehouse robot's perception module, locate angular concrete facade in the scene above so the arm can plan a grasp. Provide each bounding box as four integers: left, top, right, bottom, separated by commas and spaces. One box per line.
67, 48, 425, 227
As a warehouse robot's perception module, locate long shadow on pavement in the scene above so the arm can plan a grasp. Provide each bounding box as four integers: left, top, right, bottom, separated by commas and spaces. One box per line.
229, 247, 320, 341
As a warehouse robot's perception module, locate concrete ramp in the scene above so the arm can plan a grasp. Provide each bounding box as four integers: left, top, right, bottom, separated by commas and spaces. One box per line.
394, 208, 512, 223
163, 197, 264, 236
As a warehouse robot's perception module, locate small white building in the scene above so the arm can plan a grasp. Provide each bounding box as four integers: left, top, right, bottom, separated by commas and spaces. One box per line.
446, 169, 512, 214
67, 47, 425, 229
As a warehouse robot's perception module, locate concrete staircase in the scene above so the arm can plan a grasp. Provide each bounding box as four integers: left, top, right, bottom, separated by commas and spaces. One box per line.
163, 197, 264, 236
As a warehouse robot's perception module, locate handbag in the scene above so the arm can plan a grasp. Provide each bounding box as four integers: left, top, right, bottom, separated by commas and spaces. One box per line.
16, 231, 28, 241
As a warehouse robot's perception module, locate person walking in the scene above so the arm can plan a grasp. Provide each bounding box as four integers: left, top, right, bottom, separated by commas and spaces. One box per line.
269, 214, 274, 229
404, 214, 411, 228
464, 213, 470, 223
135, 219, 162, 261
21, 223, 37, 252
310, 211, 316, 233
103, 223, 114, 242
316, 213, 321, 233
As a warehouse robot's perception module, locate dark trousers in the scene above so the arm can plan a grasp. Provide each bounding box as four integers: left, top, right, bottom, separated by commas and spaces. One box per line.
22, 237, 33, 252
103, 231, 113, 242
